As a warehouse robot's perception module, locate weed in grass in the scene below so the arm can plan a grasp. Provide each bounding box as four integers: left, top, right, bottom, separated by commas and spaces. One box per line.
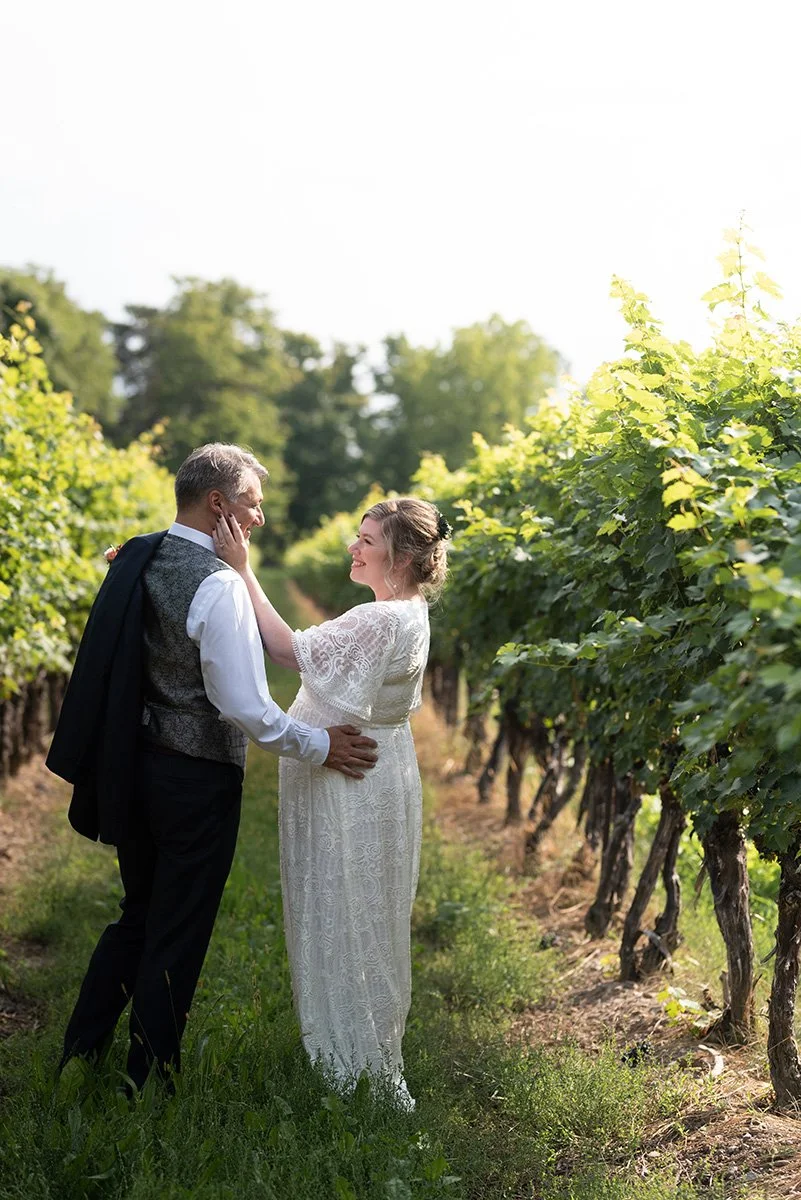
404, 1002, 702, 1198
539, 1176, 727, 1200
413, 831, 560, 1013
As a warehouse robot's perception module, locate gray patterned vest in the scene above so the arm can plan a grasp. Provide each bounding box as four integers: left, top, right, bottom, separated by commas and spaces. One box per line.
140, 534, 249, 769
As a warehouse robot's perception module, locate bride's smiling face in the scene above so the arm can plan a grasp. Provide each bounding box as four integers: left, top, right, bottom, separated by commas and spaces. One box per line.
348, 517, 391, 595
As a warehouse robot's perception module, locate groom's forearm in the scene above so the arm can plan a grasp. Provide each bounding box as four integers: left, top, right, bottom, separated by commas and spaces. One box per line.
191, 578, 329, 763
211, 685, 329, 763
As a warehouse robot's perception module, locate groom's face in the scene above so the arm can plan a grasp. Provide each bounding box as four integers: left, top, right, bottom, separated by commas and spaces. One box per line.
221, 471, 265, 539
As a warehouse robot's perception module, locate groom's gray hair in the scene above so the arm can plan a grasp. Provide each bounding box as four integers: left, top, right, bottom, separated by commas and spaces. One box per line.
174, 443, 269, 507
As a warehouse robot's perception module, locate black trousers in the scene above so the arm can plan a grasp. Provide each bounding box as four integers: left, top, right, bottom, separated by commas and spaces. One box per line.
61, 746, 242, 1089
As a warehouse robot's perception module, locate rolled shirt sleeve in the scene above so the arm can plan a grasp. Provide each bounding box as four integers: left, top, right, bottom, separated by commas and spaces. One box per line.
187, 569, 330, 764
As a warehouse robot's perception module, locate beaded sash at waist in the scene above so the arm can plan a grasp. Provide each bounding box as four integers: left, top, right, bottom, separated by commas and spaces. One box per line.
362, 716, 411, 729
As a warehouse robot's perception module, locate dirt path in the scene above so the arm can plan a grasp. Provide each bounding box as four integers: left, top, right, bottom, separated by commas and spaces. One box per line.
0, 754, 68, 1039
411, 706, 801, 1198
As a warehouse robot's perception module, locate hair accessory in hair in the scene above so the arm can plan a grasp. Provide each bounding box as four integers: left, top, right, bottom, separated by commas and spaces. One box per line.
436, 512, 453, 540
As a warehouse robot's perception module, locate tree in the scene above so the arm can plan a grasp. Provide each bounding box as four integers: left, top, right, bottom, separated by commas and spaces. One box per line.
0, 266, 117, 423
277, 335, 372, 534
369, 315, 563, 491
111, 278, 293, 538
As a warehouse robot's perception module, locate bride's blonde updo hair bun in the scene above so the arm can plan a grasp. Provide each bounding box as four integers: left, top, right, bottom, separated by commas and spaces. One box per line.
363, 497, 450, 600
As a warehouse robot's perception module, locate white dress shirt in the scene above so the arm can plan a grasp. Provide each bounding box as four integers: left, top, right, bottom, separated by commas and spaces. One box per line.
168, 523, 330, 765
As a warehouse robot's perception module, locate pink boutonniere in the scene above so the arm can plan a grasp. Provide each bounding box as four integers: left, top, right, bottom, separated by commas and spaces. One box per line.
104, 543, 124, 563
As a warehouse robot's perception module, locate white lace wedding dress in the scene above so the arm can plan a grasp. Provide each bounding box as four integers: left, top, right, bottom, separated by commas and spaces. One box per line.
278, 597, 430, 1105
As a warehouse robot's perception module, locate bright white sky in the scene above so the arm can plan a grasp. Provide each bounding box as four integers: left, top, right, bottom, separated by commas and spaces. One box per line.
3, 0, 800, 384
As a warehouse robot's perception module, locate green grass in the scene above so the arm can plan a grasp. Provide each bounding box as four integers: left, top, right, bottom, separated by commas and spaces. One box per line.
0, 574, 741, 1198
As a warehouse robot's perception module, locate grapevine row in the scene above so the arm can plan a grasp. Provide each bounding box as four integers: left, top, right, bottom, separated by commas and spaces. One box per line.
288, 236, 801, 1108
0, 311, 173, 780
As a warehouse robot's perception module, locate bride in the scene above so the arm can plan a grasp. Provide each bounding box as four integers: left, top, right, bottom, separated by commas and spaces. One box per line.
213, 497, 449, 1109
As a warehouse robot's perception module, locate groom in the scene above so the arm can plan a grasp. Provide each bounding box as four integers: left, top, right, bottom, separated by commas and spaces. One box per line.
46, 442, 377, 1091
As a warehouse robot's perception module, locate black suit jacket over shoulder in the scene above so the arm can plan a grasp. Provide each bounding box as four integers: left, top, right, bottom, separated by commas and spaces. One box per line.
46, 530, 168, 845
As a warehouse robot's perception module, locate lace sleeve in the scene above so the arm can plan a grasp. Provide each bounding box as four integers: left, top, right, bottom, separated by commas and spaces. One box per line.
291, 602, 401, 721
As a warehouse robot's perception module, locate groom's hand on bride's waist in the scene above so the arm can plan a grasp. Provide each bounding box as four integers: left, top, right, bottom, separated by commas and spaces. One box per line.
324, 725, 379, 779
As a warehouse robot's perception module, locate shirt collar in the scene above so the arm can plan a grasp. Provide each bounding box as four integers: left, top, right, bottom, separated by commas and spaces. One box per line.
168, 522, 215, 554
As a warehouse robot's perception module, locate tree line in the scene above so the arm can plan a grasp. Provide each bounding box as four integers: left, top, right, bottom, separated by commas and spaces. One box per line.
286, 233, 801, 1111
0, 267, 562, 546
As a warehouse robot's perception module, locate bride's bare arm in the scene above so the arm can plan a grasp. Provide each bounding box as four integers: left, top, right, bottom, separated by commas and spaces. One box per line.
213, 515, 299, 670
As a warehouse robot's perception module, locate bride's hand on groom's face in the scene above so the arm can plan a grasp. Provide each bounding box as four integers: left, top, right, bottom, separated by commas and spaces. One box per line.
213, 514, 250, 573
